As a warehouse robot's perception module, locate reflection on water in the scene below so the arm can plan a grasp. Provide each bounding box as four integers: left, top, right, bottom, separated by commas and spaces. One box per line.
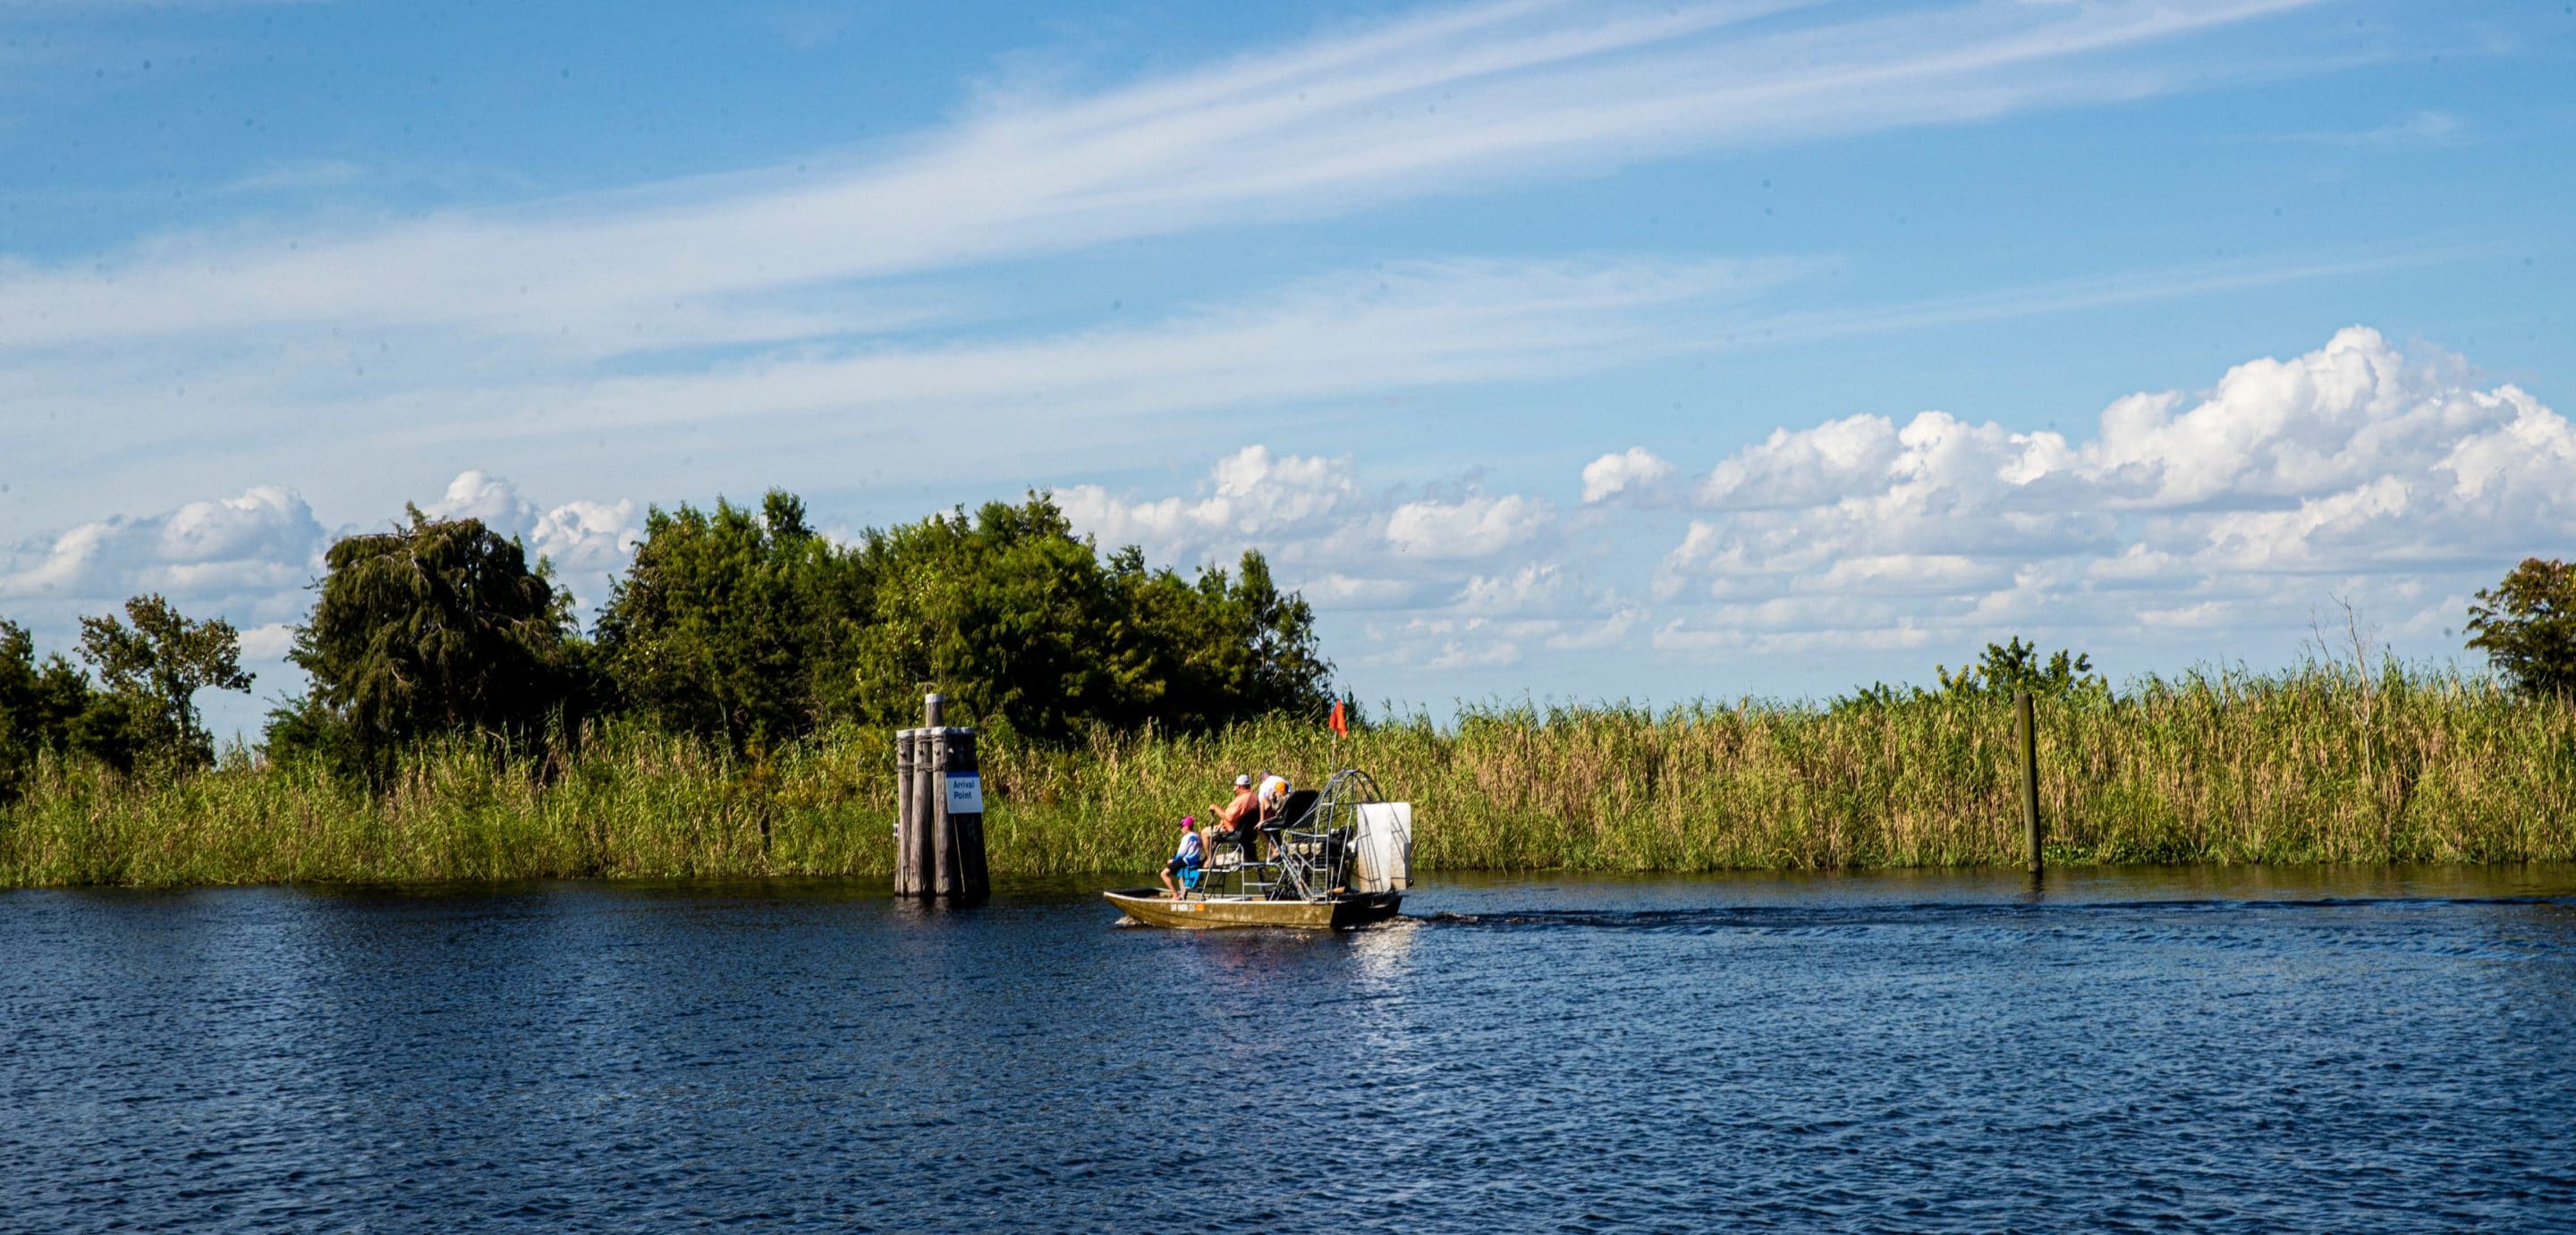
5, 866, 2574, 1231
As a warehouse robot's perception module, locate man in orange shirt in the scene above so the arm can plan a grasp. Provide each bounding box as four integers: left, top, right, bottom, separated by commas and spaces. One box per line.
1208, 774, 1260, 861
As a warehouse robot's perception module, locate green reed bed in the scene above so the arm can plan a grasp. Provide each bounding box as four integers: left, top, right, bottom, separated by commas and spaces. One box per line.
4, 664, 2572, 887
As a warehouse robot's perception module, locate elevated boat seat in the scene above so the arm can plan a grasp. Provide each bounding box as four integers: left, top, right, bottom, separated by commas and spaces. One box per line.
1275, 788, 1321, 828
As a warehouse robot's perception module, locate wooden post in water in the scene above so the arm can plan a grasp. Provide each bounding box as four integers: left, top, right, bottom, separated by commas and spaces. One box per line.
910, 725, 938, 895
893, 692, 988, 903
917, 693, 944, 896
2015, 689, 2043, 875
894, 727, 921, 896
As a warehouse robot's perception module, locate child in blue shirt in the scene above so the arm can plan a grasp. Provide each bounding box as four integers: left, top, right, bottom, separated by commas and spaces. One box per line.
1160, 816, 1204, 900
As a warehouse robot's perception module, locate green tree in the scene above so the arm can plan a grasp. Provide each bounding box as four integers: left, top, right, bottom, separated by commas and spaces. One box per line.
1, 619, 99, 799
0, 616, 183, 782
850, 495, 1334, 741
594, 491, 873, 750
852, 496, 1118, 742
278, 508, 582, 768
595, 488, 1335, 749
1935, 636, 2106, 701
75, 594, 254, 770
1104, 547, 1334, 732
1225, 550, 1335, 719
2466, 556, 2576, 698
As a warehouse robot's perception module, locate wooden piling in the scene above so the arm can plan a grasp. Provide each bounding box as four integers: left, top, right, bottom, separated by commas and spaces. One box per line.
2016, 689, 2042, 875
910, 729, 939, 894
893, 692, 987, 904
894, 728, 921, 896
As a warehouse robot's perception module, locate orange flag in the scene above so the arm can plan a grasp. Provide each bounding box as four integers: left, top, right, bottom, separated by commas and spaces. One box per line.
1328, 698, 1348, 737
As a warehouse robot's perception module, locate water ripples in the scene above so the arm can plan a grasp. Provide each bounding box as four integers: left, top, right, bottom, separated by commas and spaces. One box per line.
4, 870, 2575, 1231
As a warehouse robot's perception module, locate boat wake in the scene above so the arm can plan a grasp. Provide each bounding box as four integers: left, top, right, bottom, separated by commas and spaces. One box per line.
1414, 894, 2576, 934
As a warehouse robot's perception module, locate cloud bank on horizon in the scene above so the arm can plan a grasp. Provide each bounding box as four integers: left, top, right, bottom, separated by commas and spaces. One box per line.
0, 0, 2567, 727
9, 327, 2567, 706
1066, 327, 2574, 673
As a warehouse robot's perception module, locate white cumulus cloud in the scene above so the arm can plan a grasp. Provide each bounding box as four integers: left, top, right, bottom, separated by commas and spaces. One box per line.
1580, 447, 1677, 503
423, 470, 540, 531
531, 499, 646, 579
1, 485, 326, 614
1061, 446, 1624, 676
2, 472, 642, 662
1385, 494, 1551, 560
1643, 327, 2576, 659
421, 470, 643, 597
1056, 445, 1365, 566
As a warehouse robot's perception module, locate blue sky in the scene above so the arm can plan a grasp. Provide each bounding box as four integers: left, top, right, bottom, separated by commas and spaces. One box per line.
2, 0, 2572, 738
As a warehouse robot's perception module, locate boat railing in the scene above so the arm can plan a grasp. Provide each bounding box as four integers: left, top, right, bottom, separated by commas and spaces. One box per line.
1191, 768, 1385, 901
1203, 839, 1251, 892
1275, 825, 1354, 900
1199, 838, 1284, 899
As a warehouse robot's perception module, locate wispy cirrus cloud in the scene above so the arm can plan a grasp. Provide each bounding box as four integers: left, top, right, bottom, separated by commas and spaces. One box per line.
1, 0, 2330, 356
216, 158, 367, 197
2, 0, 2373, 543
3, 240, 2459, 573
4, 255, 1798, 516
2252, 108, 2471, 148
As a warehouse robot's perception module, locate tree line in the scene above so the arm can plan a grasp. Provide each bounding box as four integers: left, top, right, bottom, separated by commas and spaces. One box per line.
4, 490, 1335, 796
5, 507, 2572, 804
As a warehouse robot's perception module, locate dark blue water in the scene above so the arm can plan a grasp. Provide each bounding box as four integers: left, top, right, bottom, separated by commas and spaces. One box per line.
6, 867, 2575, 1231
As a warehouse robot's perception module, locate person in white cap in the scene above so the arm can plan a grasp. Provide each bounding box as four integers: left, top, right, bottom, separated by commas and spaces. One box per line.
1208, 774, 1260, 861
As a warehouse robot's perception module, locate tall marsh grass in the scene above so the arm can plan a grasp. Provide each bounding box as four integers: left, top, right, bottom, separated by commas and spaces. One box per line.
4, 664, 2572, 887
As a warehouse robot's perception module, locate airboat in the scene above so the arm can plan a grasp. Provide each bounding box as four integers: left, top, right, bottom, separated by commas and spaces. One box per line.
1105, 768, 1411, 930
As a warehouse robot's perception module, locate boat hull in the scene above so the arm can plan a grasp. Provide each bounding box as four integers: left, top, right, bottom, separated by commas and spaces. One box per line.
1105, 888, 1402, 930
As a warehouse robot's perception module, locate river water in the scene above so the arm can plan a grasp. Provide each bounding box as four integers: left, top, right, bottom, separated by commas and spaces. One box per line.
6, 867, 2574, 1231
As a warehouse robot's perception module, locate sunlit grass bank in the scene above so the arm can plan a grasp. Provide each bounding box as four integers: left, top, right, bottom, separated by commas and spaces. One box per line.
4, 665, 2572, 887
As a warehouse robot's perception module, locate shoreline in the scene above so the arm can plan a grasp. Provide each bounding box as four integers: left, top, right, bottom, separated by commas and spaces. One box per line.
13, 859, 2576, 897
9, 671, 2572, 890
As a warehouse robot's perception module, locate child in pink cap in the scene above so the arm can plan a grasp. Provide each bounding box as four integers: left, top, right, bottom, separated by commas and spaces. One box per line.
1159, 816, 1205, 900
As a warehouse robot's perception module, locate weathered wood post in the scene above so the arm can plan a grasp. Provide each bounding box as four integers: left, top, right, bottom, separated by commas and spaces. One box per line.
921, 694, 949, 898
894, 692, 987, 903
911, 726, 939, 896
894, 727, 921, 895
2016, 689, 2043, 875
